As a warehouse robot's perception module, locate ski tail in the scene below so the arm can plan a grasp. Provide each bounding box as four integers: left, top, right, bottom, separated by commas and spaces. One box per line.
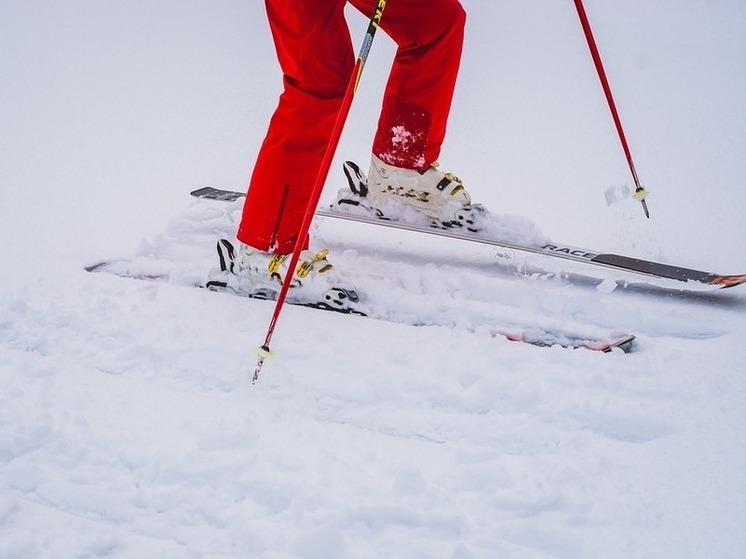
190, 186, 245, 202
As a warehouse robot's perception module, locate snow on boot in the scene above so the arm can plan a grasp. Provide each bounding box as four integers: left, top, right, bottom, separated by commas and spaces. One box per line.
206, 240, 366, 315
334, 158, 487, 233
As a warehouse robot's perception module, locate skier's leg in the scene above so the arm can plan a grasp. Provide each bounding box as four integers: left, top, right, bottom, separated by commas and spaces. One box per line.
237, 0, 354, 253
340, 0, 473, 225
349, 0, 466, 169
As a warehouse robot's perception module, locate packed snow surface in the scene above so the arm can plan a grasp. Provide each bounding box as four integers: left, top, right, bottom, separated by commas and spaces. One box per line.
1, 1, 745, 558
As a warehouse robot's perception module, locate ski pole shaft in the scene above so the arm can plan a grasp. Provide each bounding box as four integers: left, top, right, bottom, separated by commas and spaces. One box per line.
253, 0, 388, 382
573, 0, 650, 218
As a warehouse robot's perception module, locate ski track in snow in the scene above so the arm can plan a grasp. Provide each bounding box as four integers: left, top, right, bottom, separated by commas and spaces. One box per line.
85, 198, 744, 344
2, 199, 745, 558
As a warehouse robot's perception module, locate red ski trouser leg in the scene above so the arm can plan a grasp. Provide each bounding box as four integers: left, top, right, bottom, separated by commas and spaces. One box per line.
351, 0, 466, 170
237, 0, 466, 254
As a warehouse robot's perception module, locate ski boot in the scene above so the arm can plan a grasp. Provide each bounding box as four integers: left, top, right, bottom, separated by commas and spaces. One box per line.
333, 155, 487, 232
206, 240, 366, 315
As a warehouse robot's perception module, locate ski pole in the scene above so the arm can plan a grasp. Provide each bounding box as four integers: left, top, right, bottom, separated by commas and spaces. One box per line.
573, 0, 651, 218
252, 0, 388, 383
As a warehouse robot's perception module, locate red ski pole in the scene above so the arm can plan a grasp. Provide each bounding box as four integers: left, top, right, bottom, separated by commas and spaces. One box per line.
252, 0, 388, 382
573, 0, 650, 218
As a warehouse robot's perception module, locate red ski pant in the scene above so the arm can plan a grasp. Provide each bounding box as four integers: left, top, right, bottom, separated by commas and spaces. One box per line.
238, 0, 466, 253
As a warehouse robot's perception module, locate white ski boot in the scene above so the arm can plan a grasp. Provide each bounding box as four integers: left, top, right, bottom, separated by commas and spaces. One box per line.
367, 154, 471, 211
206, 240, 365, 315
335, 156, 486, 232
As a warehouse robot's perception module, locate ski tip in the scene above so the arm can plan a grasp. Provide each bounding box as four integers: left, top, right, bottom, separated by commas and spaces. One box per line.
708, 274, 746, 289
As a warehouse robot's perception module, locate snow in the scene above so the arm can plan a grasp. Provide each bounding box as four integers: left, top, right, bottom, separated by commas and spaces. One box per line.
1, 1, 745, 558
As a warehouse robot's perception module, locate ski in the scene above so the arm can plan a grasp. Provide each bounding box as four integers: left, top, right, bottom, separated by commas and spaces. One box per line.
190, 185, 745, 290
496, 330, 634, 353
85, 259, 635, 354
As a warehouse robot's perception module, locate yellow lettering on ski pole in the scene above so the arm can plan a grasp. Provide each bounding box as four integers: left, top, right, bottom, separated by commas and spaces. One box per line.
372, 0, 386, 28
